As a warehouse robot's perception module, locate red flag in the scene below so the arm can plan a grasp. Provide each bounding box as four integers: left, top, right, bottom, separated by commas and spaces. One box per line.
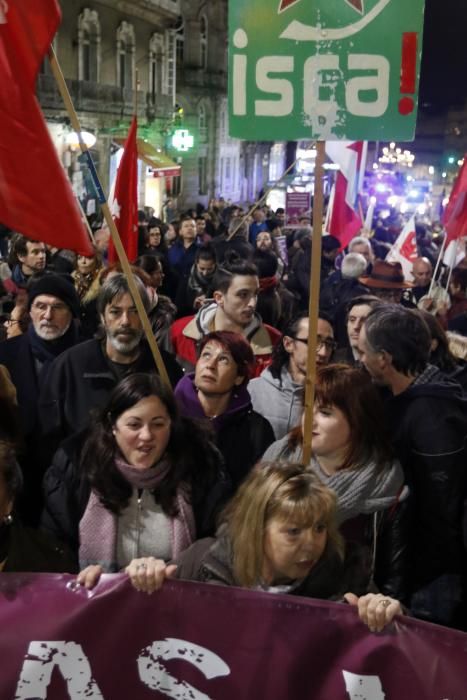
325, 141, 364, 249
0, 0, 93, 255
108, 117, 138, 264
443, 156, 467, 246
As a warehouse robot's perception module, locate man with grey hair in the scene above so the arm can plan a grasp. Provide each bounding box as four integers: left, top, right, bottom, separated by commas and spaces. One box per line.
359, 304, 467, 628
39, 274, 182, 444
320, 253, 370, 323
348, 235, 374, 270
402, 256, 450, 312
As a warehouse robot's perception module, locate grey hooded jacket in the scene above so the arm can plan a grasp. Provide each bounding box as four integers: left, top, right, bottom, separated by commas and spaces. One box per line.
248, 365, 304, 440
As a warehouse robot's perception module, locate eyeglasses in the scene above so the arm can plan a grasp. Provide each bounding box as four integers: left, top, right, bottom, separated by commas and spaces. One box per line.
31, 301, 69, 314
292, 335, 337, 353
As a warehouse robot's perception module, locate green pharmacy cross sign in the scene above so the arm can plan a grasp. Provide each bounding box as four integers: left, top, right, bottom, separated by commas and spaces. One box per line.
228, 0, 425, 141
171, 129, 194, 152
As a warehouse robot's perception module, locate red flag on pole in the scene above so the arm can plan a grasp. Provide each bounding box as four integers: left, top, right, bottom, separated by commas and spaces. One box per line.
443, 156, 467, 246
108, 117, 139, 264
325, 141, 364, 249
0, 0, 93, 255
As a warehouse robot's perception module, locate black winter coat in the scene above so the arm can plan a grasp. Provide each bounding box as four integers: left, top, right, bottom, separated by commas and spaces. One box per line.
41, 429, 230, 555
384, 368, 467, 592
38, 338, 183, 448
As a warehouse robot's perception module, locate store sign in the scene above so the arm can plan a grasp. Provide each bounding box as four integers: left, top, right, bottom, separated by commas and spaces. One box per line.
228, 0, 425, 141
286, 191, 311, 226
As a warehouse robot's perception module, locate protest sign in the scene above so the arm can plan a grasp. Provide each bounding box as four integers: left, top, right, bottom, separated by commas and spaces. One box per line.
1, 573, 467, 699
228, 0, 425, 141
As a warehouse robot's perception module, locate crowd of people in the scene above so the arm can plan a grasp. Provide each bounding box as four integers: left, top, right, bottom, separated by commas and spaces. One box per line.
0, 198, 467, 633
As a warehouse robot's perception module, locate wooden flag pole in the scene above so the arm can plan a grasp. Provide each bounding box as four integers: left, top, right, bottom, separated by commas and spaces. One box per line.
302, 140, 326, 466
428, 233, 447, 297
227, 158, 299, 240
48, 47, 171, 388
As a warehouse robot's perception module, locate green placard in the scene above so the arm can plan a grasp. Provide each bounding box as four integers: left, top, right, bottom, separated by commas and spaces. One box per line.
228, 0, 425, 141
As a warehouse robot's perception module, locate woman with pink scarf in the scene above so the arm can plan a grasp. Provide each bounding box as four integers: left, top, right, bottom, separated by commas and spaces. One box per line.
41, 373, 228, 577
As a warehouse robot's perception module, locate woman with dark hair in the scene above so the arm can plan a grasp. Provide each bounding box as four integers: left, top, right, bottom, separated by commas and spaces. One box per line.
262, 364, 408, 599
416, 309, 467, 390
0, 440, 76, 572
142, 223, 168, 258
42, 373, 228, 573
175, 331, 274, 490
81, 463, 404, 633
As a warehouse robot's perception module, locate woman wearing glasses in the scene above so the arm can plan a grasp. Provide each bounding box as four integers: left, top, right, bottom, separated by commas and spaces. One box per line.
248, 313, 337, 440
261, 364, 408, 601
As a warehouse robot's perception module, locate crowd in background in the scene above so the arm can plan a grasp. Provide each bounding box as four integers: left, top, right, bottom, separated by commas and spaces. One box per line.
0, 196, 466, 633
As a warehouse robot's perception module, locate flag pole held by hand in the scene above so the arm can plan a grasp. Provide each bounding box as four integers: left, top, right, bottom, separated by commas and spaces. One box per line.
47, 47, 171, 388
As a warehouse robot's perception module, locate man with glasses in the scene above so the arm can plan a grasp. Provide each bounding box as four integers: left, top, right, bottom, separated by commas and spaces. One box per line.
248, 313, 336, 439
0, 273, 81, 524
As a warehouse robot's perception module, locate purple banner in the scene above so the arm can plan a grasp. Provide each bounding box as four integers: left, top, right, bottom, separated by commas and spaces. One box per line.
1, 573, 467, 699
285, 191, 311, 227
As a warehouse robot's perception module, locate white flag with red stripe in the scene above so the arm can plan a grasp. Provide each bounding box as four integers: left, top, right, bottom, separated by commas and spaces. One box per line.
386, 215, 417, 282
325, 141, 364, 249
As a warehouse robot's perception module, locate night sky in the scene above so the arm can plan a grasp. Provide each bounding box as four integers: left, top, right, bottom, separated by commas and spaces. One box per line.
419, 0, 467, 113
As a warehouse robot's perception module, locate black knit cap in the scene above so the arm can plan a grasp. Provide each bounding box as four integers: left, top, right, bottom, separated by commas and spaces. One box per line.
27, 274, 80, 318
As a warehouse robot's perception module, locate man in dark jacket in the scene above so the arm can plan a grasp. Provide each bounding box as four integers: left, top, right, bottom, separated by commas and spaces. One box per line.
0, 273, 81, 524
39, 274, 182, 447
359, 304, 467, 628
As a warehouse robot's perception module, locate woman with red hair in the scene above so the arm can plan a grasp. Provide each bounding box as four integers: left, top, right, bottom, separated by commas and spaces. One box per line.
174, 330, 275, 492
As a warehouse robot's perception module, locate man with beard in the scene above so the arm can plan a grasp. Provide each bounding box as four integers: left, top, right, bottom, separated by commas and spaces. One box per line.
9, 235, 47, 288
0, 273, 81, 523
39, 274, 182, 446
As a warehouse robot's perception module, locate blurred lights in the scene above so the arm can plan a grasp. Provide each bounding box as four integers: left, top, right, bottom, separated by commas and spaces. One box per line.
379, 143, 415, 167
66, 131, 96, 150
428, 166, 435, 175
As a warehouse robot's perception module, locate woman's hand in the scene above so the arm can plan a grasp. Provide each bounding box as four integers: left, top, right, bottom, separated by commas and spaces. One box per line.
125, 557, 178, 594
344, 592, 403, 632
77, 565, 104, 590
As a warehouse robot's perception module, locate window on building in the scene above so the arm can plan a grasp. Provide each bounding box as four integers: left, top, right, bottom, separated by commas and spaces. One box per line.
116, 22, 135, 89
78, 9, 100, 82
200, 15, 208, 69
198, 103, 207, 143
165, 30, 176, 101
219, 100, 227, 143
149, 33, 164, 99
175, 18, 185, 67
198, 157, 208, 195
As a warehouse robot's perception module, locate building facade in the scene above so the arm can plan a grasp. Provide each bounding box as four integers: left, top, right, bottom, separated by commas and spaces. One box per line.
36, 0, 286, 216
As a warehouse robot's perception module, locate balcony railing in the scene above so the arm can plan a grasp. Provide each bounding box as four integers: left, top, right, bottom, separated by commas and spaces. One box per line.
37, 75, 174, 120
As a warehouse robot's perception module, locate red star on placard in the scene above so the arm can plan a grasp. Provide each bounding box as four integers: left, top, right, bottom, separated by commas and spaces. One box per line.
345, 0, 364, 13
278, 0, 365, 13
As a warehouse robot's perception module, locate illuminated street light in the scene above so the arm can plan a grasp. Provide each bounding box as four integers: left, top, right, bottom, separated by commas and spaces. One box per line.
379, 143, 415, 167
